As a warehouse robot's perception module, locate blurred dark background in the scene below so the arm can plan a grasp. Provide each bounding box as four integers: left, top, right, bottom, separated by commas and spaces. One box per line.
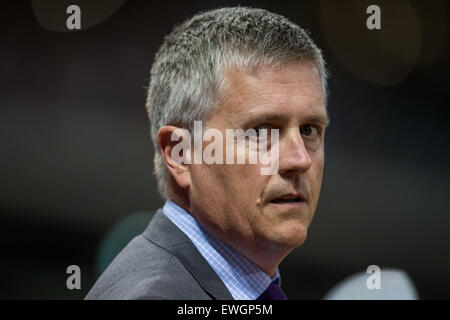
0, 0, 448, 299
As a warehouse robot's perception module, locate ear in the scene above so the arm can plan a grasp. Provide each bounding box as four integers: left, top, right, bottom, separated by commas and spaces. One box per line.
157, 126, 192, 190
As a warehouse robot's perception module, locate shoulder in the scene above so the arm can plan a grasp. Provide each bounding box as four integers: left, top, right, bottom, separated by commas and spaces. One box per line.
85, 234, 210, 300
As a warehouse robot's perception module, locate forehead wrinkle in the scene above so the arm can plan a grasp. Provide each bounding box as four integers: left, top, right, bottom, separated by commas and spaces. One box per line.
227, 83, 325, 108
252, 92, 325, 102
248, 76, 322, 86
247, 76, 325, 99
227, 73, 324, 105
229, 90, 326, 119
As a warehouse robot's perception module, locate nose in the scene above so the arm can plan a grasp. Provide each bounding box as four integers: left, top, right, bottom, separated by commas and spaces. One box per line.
277, 128, 312, 176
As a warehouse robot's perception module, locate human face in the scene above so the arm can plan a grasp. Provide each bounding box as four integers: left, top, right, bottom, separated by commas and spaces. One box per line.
188, 60, 328, 267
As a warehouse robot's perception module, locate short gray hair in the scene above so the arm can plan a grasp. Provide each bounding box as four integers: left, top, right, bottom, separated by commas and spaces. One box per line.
145, 7, 328, 199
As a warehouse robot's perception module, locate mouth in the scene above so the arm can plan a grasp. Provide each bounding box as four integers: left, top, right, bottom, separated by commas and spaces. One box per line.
267, 194, 306, 206
270, 197, 302, 204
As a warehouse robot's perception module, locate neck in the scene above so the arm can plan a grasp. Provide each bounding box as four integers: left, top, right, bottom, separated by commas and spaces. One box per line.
168, 183, 191, 213
236, 241, 291, 277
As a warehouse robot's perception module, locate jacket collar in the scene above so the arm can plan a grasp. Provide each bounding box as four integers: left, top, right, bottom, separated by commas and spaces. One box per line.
142, 209, 234, 300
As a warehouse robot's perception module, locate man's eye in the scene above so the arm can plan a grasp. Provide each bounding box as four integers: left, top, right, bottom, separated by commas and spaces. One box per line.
300, 124, 318, 137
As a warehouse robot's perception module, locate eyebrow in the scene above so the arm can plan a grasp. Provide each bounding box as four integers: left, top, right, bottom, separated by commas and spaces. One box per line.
240, 111, 330, 127
303, 114, 330, 127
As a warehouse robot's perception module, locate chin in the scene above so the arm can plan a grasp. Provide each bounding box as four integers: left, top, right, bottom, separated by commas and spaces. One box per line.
263, 222, 309, 251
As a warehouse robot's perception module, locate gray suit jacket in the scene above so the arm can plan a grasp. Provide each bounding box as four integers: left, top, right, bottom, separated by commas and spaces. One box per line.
85, 209, 234, 300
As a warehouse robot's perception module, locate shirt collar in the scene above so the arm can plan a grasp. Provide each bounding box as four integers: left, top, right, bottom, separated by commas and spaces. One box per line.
162, 200, 281, 300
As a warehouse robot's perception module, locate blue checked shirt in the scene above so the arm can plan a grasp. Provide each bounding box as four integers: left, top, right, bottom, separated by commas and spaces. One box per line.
162, 200, 281, 300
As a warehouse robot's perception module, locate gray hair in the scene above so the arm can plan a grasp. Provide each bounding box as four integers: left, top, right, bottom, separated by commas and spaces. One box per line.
145, 7, 328, 199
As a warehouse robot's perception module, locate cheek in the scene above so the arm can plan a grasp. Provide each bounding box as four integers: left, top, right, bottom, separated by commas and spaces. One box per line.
190, 164, 225, 209
190, 134, 272, 215
309, 150, 325, 202
191, 163, 243, 204
224, 163, 265, 196
314, 153, 325, 183
216, 163, 269, 214
189, 164, 232, 229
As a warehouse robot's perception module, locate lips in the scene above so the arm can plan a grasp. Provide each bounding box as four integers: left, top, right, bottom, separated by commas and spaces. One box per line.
270, 197, 302, 204
267, 193, 306, 204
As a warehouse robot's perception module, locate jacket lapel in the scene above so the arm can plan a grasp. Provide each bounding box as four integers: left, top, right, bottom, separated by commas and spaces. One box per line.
142, 209, 234, 300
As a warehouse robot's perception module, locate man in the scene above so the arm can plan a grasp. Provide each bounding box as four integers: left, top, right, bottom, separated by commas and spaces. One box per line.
86, 6, 329, 300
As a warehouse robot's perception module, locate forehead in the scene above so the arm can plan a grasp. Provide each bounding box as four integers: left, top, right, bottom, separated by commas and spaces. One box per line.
216, 60, 327, 123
